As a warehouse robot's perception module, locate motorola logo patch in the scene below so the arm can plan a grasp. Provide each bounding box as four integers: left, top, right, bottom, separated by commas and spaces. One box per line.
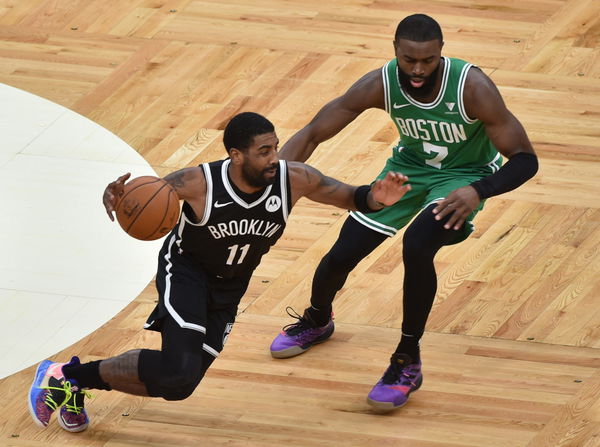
265, 196, 282, 212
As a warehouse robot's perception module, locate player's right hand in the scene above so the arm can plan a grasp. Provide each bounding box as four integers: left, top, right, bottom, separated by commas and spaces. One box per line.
103, 172, 131, 221
370, 171, 411, 206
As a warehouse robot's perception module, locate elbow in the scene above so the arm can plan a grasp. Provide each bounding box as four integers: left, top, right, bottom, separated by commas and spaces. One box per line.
514, 151, 539, 179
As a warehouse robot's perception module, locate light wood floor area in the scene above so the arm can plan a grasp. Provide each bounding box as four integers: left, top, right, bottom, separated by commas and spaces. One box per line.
2, 1, 600, 446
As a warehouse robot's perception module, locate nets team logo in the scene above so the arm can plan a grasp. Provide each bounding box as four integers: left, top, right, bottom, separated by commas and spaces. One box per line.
265, 196, 281, 212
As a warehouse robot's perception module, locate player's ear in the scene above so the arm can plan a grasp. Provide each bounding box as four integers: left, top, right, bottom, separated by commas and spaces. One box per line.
229, 147, 244, 165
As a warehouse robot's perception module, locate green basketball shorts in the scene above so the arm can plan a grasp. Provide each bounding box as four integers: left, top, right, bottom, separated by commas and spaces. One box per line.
350, 155, 497, 244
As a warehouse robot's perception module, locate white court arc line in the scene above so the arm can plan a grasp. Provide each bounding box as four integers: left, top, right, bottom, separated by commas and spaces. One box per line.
0, 83, 164, 379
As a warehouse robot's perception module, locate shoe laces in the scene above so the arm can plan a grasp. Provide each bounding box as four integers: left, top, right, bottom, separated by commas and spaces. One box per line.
63, 387, 93, 415
40, 380, 73, 411
282, 307, 318, 336
382, 354, 419, 386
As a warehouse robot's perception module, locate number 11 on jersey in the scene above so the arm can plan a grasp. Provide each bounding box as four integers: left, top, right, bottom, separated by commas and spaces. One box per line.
226, 244, 250, 265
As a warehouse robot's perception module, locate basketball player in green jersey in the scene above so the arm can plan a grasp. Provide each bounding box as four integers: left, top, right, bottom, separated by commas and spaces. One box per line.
269, 14, 538, 410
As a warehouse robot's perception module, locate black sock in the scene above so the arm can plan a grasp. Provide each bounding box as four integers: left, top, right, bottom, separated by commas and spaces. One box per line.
394, 333, 421, 363
63, 360, 112, 391
305, 305, 332, 327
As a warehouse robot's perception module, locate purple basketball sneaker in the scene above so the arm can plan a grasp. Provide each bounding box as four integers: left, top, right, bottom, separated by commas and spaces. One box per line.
28, 359, 72, 427
58, 357, 91, 432
367, 353, 422, 410
58, 380, 91, 432
270, 307, 334, 358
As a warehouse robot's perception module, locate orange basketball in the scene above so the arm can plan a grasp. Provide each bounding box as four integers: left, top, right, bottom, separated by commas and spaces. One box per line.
115, 176, 180, 241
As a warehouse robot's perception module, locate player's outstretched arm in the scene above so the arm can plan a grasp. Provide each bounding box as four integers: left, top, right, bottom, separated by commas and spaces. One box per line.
278, 69, 385, 163
288, 162, 410, 211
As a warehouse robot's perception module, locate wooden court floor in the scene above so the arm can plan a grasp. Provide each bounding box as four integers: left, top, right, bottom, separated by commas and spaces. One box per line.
1, 1, 600, 446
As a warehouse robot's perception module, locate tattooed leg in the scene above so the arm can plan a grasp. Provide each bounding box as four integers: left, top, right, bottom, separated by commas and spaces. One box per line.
99, 350, 149, 396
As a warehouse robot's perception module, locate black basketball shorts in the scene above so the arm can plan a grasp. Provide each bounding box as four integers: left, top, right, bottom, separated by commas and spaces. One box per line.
144, 244, 245, 360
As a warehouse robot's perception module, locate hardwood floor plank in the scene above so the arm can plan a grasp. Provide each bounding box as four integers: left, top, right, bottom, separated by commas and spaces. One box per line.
1, 0, 599, 444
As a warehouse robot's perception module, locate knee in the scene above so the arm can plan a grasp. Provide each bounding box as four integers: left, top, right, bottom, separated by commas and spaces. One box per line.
402, 206, 451, 261
402, 226, 441, 266
161, 381, 201, 401
402, 227, 428, 260
160, 354, 206, 401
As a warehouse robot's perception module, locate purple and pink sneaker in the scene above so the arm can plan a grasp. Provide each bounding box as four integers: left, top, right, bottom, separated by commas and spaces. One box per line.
367, 353, 422, 410
28, 356, 90, 432
58, 378, 90, 433
270, 307, 334, 358
28, 359, 72, 428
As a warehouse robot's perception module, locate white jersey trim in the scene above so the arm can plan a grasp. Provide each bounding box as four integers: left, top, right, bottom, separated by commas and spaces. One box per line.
198, 163, 213, 225
486, 152, 502, 173
202, 343, 220, 358
221, 159, 273, 208
458, 63, 477, 124
278, 160, 289, 222
162, 234, 207, 334
349, 211, 396, 237
382, 61, 392, 114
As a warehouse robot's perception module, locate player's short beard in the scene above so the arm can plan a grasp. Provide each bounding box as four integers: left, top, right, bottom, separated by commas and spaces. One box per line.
242, 162, 278, 188
397, 60, 441, 99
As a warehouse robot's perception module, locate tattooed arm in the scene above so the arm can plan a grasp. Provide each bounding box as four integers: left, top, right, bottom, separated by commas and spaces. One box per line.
103, 167, 207, 222
163, 167, 207, 220
287, 161, 410, 211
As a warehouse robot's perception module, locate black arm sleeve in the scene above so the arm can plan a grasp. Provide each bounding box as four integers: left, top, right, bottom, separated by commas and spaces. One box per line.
470, 152, 538, 200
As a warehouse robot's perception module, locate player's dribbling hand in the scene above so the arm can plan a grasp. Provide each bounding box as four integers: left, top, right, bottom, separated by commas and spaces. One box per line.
103, 172, 131, 221
432, 185, 481, 230
371, 171, 411, 206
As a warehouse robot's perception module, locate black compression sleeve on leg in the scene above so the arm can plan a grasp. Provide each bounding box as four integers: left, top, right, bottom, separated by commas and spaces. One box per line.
139, 317, 207, 400
470, 152, 538, 199
400, 204, 460, 339
310, 217, 388, 312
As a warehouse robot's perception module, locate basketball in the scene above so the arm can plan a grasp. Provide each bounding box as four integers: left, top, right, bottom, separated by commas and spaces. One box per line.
115, 176, 180, 241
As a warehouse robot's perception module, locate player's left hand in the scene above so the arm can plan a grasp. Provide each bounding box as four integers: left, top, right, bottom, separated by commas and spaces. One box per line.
432, 185, 481, 230
103, 172, 131, 221
371, 171, 411, 206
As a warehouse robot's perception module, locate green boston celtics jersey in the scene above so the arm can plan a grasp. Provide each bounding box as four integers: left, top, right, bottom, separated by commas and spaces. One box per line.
383, 57, 501, 171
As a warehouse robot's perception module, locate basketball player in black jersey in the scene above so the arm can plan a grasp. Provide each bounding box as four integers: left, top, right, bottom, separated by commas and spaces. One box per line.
28, 112, 411, 432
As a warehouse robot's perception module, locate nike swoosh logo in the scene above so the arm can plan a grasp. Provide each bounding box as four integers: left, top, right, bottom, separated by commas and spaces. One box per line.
214, 201, 233, 208
60, 417, 82, 427
393, 103, 411, 109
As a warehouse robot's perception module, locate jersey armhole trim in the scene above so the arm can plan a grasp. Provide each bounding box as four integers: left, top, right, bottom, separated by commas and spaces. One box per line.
458, 64, 478, 124
198, 163, 212, 225
279, 160, 289, 222
382, 61, 391, 114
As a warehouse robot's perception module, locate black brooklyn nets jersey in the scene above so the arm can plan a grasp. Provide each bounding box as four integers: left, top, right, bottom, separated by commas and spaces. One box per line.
172, 159, 291, 280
